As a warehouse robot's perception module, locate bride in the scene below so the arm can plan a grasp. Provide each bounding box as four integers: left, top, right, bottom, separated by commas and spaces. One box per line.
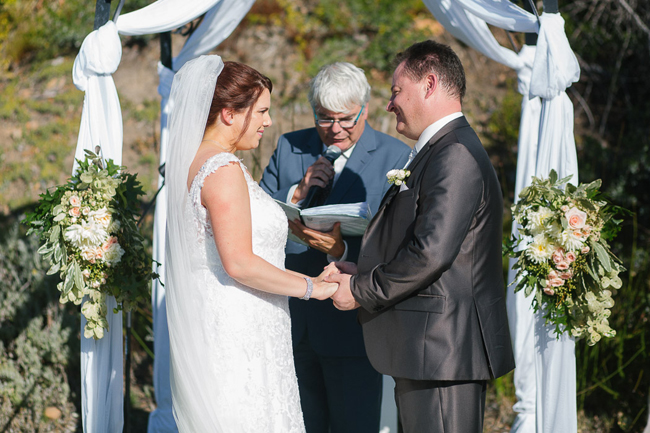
164, 55, 338, 432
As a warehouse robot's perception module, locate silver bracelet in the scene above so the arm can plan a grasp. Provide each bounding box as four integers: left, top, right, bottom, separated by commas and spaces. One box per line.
300, 277, 313, 300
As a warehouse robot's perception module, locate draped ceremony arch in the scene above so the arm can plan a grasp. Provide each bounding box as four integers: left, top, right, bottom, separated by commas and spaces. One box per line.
72, 0, 580, 432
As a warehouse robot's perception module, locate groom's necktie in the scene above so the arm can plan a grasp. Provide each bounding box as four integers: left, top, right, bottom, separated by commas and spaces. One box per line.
404, 147, 417, 169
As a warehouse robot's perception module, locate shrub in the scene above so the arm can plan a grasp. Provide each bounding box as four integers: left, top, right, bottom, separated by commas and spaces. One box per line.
0, 222, 80, 432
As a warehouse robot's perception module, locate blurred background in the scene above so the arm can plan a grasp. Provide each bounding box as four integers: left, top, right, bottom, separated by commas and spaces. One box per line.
0, 0, 648, 431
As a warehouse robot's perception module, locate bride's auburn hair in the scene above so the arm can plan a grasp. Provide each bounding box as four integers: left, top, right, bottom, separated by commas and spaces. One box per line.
207, 61, 273, 140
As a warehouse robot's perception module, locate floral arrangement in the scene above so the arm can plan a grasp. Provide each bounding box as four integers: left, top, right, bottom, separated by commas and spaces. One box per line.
24, 150, 158, 340
505, 170, 625, 346
386, 169, 410, 186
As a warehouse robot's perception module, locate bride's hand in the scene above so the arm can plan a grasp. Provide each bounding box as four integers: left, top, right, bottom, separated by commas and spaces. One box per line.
315, 262, 340, 283
311, 279, 339, 300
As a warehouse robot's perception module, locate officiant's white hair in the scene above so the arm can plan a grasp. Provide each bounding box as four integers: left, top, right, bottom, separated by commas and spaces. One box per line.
308, 62, 371, 113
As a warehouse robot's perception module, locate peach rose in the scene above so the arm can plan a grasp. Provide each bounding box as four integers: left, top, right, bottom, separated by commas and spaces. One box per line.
556, 261, 570, 270
69, 195, 81, 207
552, 248, 565, 265
102, 236, 118, 251
566, 251, 577, 262
558, 270, 573, 280
94, 248, 104, 260
565, 207, 587, 230
69, 207, 81, 217
547, 270, 565, 287
543, 287, 556, 296
561, 205, 569, 212
581, 246, 590, 254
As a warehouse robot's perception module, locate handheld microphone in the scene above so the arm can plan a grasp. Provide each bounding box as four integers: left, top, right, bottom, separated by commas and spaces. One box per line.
302, 145, 343, 209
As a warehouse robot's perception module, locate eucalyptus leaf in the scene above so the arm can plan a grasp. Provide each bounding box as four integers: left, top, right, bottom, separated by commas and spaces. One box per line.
73, 262, 84, 291
566, 183, 577, 194
63, 272, 73, 294
576, 198, 595, 211
524, 284, 534, 297
587, 255, 599, 281
38, 243, 53, 254
53, 213, 66, 222
592, 242, 612, 273
535, 287, 543, 307
49, 225, 61, 243
46, 262, 61, 275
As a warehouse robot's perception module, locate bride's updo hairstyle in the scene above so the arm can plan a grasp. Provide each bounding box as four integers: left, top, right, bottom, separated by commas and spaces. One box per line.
206, 61, 273, 141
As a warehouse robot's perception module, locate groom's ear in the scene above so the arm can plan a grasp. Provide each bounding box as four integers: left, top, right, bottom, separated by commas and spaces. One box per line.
423, 74, 437, 99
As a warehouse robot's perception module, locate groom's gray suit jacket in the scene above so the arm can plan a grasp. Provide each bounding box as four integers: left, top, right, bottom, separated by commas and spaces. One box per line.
351, 116, 515, 381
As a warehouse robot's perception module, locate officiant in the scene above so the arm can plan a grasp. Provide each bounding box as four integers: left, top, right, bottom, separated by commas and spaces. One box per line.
260, 62, 410, 433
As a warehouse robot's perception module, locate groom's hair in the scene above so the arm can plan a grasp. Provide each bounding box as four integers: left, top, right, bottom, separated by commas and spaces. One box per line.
394, 40, 466, 102
207, 61, 273, 141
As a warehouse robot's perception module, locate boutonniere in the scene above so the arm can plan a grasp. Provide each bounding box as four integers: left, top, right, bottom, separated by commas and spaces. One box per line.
386, 169, 410, 186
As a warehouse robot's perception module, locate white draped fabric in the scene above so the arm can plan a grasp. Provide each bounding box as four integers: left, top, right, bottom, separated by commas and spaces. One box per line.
71, 1, 253, 431
421, 2, 580, 432
72, 20, 125, 433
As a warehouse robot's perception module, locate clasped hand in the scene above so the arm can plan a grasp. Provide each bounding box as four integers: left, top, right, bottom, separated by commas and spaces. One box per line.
315, 262, 360, 311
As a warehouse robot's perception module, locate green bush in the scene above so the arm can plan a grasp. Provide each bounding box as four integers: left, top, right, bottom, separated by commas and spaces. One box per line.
0, 222, 80, 431
0, 0, 155, 69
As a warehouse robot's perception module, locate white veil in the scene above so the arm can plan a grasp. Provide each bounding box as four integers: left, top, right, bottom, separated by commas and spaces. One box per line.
164, 55, 225, 432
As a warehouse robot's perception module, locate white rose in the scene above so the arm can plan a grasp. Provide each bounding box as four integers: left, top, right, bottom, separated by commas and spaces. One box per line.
103, 242, 125, 266
89, 208, 112, 229
80, 247, 97, 263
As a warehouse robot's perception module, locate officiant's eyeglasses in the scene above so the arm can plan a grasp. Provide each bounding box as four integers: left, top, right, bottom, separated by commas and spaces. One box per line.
314, 104, 365, 129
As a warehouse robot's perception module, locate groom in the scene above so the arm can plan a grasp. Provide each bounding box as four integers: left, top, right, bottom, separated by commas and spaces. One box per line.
327, 40, 515, 432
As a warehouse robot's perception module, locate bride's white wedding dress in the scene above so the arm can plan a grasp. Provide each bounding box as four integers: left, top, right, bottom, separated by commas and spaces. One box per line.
184, 152, 305, 432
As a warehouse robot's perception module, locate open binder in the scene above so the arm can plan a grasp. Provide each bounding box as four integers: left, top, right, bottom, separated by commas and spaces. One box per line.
274, 200, 373, 246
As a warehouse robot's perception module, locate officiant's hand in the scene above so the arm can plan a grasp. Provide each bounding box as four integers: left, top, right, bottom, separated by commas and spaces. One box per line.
289, 220, 345, 258
291, 156, 334, 204
326, 272, 360, 310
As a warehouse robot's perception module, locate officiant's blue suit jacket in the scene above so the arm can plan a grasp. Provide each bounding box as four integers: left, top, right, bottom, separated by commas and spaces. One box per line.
260, 123, 410, 357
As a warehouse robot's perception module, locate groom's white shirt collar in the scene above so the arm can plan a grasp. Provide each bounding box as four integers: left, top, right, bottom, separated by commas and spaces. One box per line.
413, 112, 463, 156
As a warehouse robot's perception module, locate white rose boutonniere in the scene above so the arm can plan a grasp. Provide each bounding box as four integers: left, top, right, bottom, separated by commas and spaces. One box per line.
386, 169, 410, 186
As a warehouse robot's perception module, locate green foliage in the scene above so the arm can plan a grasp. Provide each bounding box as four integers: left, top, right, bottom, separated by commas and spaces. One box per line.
0, 0, 155, 69
560, 0, 650, 428
249, 0, 431, 81
0, 223, 79, 431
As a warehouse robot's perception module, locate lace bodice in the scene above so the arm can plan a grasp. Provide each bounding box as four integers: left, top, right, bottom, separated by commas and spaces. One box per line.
189, 152, 288, 271
182, 152, 304, 432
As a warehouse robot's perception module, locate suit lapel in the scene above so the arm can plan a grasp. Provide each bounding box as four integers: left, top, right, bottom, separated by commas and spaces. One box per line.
300, 132, 324, 175
375, 116, 470, 212
326, 123, 376, 205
